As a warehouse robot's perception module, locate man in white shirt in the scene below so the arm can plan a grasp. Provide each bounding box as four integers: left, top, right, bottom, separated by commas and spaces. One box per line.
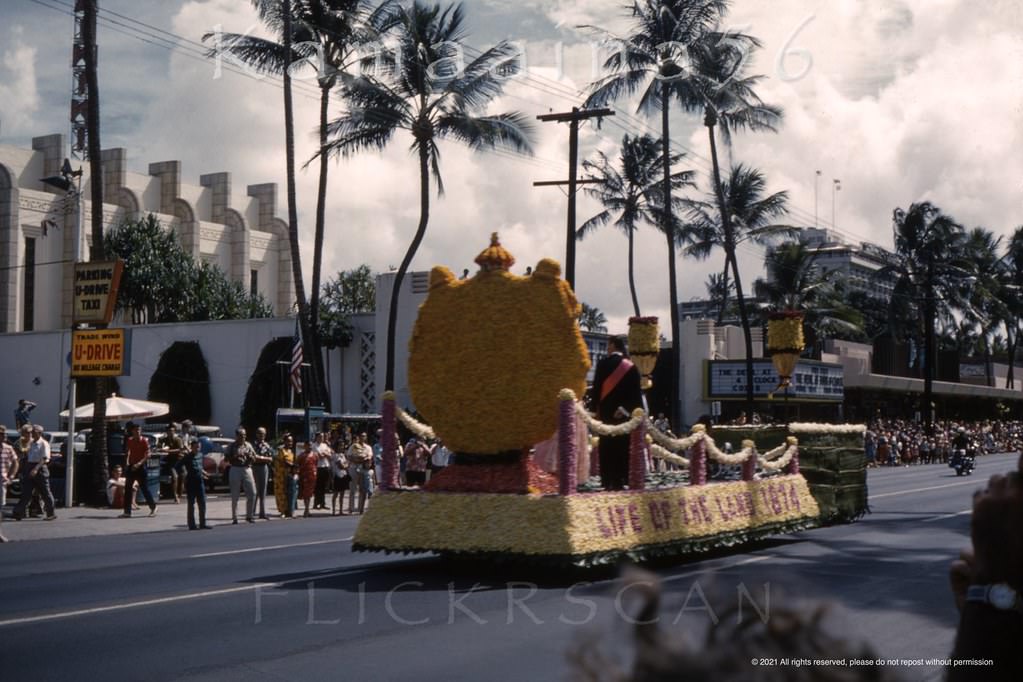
314, 432, 333, 510
12, 425, 56, 520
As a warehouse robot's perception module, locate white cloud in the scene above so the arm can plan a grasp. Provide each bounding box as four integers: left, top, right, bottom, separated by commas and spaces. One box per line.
66, 0, 1021, 336
0, 26, 40, 139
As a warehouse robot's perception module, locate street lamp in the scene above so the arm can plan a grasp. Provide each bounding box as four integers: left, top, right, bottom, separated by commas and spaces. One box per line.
41, 158, 83, 508
832, 179, 841, 231
814, 170, 821, 228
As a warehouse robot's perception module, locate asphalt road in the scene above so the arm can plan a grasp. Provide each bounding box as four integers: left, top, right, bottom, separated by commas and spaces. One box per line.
1, 453, 1016, 682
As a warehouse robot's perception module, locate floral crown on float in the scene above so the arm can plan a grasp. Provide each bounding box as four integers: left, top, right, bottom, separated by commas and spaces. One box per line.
474, 232, 515, 272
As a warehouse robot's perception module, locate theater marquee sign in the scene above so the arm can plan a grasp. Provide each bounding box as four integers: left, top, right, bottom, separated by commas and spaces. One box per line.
72, 260, 123, 324
706, 359, 845, 401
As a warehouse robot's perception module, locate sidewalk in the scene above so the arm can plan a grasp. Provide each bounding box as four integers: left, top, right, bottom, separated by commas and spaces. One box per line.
0, 494, 344, 542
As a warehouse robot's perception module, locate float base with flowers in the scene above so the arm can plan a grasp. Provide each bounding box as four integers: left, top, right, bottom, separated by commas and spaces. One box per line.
354, 474, 818, 565
353, 234, 826, 566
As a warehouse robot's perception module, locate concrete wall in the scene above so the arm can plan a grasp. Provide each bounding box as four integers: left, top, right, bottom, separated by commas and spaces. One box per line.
0, 317, 295, 432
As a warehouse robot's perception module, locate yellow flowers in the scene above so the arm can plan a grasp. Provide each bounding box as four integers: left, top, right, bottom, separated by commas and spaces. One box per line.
408, 238, 590, 454
354, 476, 820, 557
766, 311, 805, 353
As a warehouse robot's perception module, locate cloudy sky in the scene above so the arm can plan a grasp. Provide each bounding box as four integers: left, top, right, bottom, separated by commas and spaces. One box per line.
1, 0, 1021, 333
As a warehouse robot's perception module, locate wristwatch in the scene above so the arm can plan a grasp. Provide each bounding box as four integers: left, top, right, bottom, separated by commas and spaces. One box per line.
966, 583, 1022, 613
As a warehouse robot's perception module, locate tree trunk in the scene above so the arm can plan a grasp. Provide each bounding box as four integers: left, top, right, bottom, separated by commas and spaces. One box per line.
1006, 328, 1016, 389
661, 90, 682, 431
282, 0, 316, 406
627, 227, 640, 317
706, 111, 755, 417
716, 261, 729, 325
385, 142, 431, 391
308, 82, 332, 409
83, 0, 108, 505
923, 255, 936, 433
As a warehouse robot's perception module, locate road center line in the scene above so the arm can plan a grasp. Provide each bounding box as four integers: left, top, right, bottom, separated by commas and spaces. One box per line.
190, 537, 353, 559
870, 480, 982, 499
0, 556, 364, 628
921, 509, 973, 523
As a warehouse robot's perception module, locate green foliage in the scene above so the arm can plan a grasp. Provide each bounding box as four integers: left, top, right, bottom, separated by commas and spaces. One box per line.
578, 303, 608, 333
318, 264, 376, 349
104, 214, 273, 323
147, 341, 212, 424
240, 336, 293, 435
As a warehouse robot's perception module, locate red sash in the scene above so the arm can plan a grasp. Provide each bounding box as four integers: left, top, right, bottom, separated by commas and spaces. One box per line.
600, 358, 635, 401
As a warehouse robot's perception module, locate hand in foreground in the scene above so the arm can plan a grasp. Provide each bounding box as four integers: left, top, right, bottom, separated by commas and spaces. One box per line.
950, 452, 1023, 611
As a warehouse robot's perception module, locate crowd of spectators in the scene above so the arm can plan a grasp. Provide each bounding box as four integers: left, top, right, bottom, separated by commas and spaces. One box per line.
865, 418, 1023, 467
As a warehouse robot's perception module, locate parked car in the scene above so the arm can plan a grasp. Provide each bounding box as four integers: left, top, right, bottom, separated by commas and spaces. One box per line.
200, 437, 234, 491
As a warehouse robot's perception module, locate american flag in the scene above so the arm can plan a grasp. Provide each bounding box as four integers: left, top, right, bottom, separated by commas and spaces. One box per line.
290, 317, 303, 395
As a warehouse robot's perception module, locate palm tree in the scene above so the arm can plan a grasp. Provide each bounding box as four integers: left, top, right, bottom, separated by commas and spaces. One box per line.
322, 1, 533, 392
704, 272, 732, 323
1002, 226, 1023, 388
676, 33, 783, 414
957, 227, 1005, 387
583, 0, 730, 429
686, 164, 791, 406
204, 1, 394, 408
578, 303, 609, 333
579, 134, 694, 317
881, 202, 967, 431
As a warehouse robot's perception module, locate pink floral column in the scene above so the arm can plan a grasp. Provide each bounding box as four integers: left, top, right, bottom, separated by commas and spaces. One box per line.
785, 442, 800, 475
690, 438, 707, 486
380, 392, 399, 491
558, 392, 577, 496
741, 439, 756, 481
629, 414, 646, 490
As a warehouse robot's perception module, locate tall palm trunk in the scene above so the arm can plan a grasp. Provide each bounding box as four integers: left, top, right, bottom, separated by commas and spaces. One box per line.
662, 90, 682, 430
282, 0, 316, 406
923, 254, 936, 433
385, 142, 431, 391
308, 82, 332, 409
716, 261, 729, 325
627, 227, 640, 317
1007, 328, 1017, 389
706, 108, 755, 415
83, 0, 108, 504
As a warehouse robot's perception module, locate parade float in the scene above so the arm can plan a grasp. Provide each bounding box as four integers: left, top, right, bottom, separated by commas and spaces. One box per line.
353, 235, 861, 566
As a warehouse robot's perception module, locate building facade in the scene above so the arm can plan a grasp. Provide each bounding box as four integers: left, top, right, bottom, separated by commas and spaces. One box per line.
0, 134, 294, 333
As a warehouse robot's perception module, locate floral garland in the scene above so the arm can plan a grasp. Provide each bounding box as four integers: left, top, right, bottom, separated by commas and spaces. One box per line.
760, 436, 798, 460
394, 404, 436, 440
703, 436, 755, 465
647, 422, 704, 451
573, 401, 646, 437
788, 422, 866, 434
649, 442, 690, 467
758, 444, 798, 471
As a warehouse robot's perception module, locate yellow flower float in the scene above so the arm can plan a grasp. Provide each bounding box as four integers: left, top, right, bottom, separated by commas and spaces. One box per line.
409, 233, 589, 454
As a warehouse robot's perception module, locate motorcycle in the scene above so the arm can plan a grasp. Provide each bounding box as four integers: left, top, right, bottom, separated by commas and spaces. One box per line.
949, 444, 976, 476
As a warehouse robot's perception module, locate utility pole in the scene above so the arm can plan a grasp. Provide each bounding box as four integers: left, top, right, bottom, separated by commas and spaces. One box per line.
534, 107, 614, 290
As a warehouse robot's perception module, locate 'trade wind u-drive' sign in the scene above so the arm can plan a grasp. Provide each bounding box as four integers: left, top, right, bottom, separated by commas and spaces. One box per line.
73, 260, 123, 324
71, 329, 131, 377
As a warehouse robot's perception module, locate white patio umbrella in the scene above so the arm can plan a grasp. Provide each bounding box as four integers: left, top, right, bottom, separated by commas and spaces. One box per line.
59, 394, 171, 421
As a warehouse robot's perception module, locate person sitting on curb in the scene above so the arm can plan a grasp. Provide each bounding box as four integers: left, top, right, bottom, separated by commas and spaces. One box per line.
106, 464, 139, 510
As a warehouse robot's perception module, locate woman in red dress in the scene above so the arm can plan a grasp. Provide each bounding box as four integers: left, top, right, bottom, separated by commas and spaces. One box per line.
297, 441, 318, 517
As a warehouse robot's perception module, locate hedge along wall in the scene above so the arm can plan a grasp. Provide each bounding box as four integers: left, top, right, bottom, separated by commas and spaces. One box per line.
710, 424, 867, 525
147, 341, 212, 424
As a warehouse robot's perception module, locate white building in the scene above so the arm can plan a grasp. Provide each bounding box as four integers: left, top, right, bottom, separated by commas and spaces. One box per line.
0, 134, 294, 333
